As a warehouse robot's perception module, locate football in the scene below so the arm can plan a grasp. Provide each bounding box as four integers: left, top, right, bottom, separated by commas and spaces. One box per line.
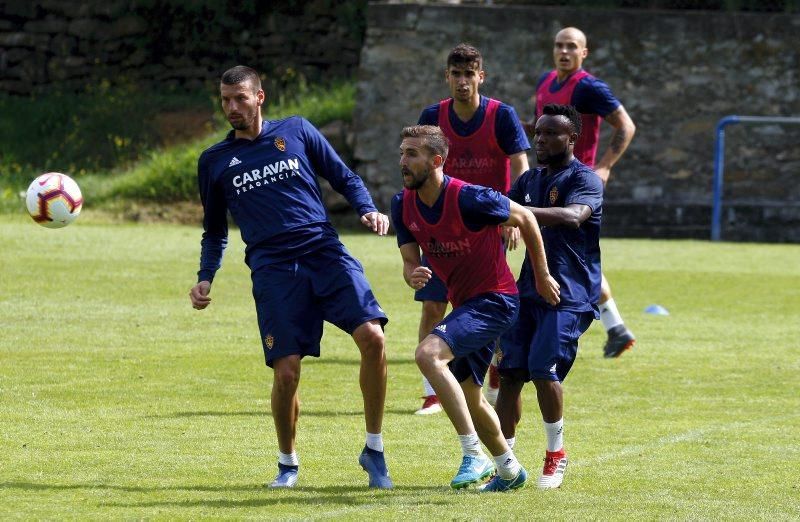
25, 172, 84, 228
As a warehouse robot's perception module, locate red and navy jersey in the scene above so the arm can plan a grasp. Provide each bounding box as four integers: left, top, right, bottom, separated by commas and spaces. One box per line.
418, 95, 529, 193
535, 69, 620, 168
508, 159, 603, 313
197, 117, 377, 282
393, 177, 517, 308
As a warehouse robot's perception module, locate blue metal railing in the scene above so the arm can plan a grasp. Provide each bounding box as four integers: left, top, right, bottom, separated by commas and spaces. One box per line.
711, 115, 800, 241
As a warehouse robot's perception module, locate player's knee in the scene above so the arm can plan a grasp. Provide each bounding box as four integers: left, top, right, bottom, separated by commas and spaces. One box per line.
354, 321, 385, 358
414, 343, 435, 372
272, 362, 300, 390
499, 369, 527, 389
415, 341, 446, 374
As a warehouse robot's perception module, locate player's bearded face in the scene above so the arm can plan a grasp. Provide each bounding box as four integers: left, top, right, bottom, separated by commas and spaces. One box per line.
400, 139, 434, 190
400, 164, 431, 190
221, 81, 263, 131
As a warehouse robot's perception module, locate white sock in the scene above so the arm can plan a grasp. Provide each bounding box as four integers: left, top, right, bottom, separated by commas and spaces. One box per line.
422, 377, 436, 397
366, 432, 384, 452
506, 437, 516, 450
599, 298, 624, 330
544, 419, 564, 452
278, 451, 298, 466
458, 433, 482, 457
493, 449, 522, 480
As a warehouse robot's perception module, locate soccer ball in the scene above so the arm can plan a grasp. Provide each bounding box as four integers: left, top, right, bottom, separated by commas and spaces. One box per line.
25, 172, 84, 228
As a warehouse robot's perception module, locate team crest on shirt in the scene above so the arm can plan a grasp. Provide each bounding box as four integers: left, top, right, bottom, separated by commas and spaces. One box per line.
265, 334, 274, 350
274, 137, 286, 152
549, 186, 559, 205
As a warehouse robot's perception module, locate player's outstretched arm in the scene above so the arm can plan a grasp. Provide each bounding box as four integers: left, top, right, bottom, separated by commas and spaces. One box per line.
505, 201, 560, 306
189, 281, 212, 310
361, 211, 390, 236
594, 105, 636, 185
525, 203, 592, 229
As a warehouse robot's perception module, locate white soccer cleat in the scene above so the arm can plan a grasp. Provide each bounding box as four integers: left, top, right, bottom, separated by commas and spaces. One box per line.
538, 449, 568, 489
415, 395, 442, 415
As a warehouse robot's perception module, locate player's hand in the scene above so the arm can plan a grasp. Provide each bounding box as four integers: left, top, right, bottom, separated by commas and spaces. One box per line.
536, 274, 561, 307
502, 226, 520, 251
190, 281, 212, 310
594, 166, 611, 186
361, 211, 389, 236
408, 266, 432, 290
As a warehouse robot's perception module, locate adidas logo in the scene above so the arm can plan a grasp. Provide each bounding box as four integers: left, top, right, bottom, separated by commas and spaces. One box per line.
435, 324, 447, 333
549, 363, 557, 373
408, 222, 420, 232
228, 156, 242, 167
524, 194, 531, 203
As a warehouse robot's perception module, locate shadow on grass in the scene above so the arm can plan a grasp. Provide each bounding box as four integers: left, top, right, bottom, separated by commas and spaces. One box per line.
304, 358, 417, 367
153, 407, 413, 418
1, 481, 450, 509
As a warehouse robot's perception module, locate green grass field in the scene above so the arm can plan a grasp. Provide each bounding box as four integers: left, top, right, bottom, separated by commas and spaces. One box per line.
1, 213, 798, 520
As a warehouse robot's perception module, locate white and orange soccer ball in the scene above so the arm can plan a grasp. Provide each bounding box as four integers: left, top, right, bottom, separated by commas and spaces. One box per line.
25, 172, 84, 228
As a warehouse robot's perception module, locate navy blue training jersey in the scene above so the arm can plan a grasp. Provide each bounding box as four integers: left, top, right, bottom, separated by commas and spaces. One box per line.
197, 117, 377, 282
508, 159, 603, 313
391, 176, 511, 247
535, 70, 620, 117
418, 95, 530, 156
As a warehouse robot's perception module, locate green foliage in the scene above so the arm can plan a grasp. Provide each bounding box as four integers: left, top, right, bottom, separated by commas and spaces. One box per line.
1, 224, 799, 519
0, 80, 356, 212
91, 81, 356, 203
0, 83, 215, 187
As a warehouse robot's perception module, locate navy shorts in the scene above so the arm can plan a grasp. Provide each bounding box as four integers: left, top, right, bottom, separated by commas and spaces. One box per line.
498, 299, 594, 382
430, 292, 519, 386
414, 256, 448, 303
251, 243, 388, 367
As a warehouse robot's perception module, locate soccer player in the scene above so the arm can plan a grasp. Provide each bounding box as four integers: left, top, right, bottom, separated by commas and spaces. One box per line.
189, 65, 393, 490
391, 125, 560, 491
413, 43, 531, 414
525, 27, 636, 357
497, 104, 603, 489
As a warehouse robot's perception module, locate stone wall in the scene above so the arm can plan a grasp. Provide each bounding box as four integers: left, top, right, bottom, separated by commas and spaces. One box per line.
353, 4, 800, 241
0, 0, 365, 93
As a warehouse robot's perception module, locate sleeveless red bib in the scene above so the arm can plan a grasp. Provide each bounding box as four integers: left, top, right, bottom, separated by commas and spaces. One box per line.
402, 178, 517, 307
437, 98, 511, 193
536, 70, 602, 167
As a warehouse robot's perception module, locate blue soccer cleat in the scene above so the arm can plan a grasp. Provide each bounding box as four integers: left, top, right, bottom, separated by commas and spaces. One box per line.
268, 463, 299, 488
359, 446, 393, 489
450, 454, 496, 489
478, 466, 528, 492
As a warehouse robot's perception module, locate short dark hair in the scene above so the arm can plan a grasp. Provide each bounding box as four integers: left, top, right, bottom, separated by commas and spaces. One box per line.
446, 43, 482, 70
221, 65, 261, 91
401, 125, 449, 161
542, 103, 582, 136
